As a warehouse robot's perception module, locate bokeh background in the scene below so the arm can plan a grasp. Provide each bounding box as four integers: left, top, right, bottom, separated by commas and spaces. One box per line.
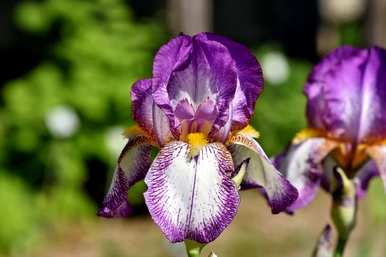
0, 0, 385, 256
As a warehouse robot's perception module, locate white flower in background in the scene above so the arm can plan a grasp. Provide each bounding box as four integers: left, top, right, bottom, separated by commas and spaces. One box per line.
45, 105, 80, 138
319, 0, 365, 24
261, 51, 290, 85
104, 126, 127, 156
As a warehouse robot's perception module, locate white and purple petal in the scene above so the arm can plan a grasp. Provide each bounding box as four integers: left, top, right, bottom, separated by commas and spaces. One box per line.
98, 136, 153, 217
228, 134, 298, 214
274, 138, 337, 212
144, 141, 239, 243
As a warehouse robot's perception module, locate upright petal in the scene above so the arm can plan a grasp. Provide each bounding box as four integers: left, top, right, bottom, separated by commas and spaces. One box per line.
227, 134, 298, 214
144, 141, 239, 243
204, 33, 264, 129
305, 46, 386, 143
131, 79, 173, 146
152, 34, 193, 90
305, 46, 367, 141
152, 34, 238, 137
98, 136, 153, 217
359, 47, 386, 142
131, 79, 154, 134
274, 138, 338, 211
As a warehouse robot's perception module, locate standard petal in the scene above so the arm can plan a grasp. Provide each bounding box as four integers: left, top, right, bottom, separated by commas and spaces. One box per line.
204, 33, 264, 130
359, 47, 386, 142
366, 144, 386, 191
152, 34, 193, 90
131, 79, 173, 146
144, 141, 239, 243
305, 46, 386, 143
152, 34, 238, 137
305, 46, 367, 141
131, 79, 154, 134
228, 134, 298, 214
98, 136, 152, 217
274, 138, 338, 211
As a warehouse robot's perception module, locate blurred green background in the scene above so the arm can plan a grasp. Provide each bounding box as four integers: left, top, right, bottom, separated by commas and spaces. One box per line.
0, 0, 385, 256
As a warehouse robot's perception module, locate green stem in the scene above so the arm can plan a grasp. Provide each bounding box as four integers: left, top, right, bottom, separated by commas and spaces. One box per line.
330, 167, 357, 257
334, 236, 348, 257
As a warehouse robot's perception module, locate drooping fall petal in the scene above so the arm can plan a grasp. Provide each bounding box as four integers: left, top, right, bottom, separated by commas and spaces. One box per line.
274, 138, 337, 211
228, 134, 298, 214
98, 136, 152, 217
144, 141, 239, 243
353, 160, 379, 198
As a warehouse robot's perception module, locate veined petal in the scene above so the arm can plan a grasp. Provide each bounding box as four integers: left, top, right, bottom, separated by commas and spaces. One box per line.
359, 47, 386, 142
152, 34, 238, 137
305, 46, 386, 143
274, 138, 338, 212
227, 134, 298, 214
98, 136, 153, 217
152, 34, 193, 90
144, 141, 239, 243
305, 47, 367, 140
131, 79, 173, 146
366, 144, 386, 191
131, 79, 154, 134
204, 33, 264, 130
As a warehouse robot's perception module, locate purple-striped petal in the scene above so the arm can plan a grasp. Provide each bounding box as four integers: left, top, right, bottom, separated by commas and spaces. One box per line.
305, 46, 386, 143
144, 141, 239, 243
204, 33, 264, 130
98, 136, 152, 217
274, 138, 338, 212
131, 79, 173, 146
228, 134, 298, 214
366, 144, 386, 191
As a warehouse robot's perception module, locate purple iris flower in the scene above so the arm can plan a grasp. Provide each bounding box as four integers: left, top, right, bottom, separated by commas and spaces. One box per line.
275, 46, 386, 212
98, 33, 298, 243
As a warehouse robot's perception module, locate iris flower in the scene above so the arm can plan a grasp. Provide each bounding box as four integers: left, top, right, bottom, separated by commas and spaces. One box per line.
274, 46, 386, 212
98, 33, 298, 244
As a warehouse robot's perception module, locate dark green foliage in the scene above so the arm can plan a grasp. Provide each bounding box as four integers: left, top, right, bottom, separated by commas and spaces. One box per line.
0, 0, 165, 253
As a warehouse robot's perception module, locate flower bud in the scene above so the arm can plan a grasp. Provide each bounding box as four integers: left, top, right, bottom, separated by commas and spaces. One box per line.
312, 224, 333, 257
